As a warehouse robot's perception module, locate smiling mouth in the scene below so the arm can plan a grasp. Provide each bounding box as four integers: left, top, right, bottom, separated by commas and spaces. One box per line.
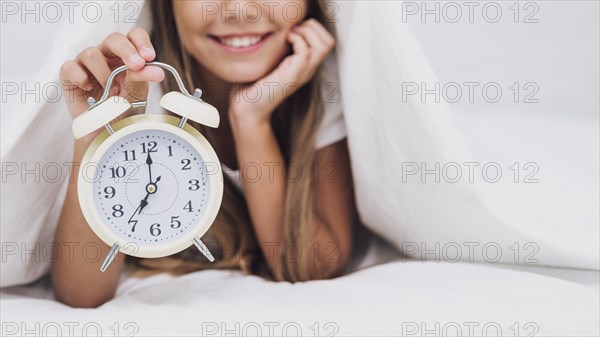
209, 32, 272, 49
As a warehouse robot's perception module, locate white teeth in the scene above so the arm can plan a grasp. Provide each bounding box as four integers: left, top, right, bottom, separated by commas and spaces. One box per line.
220, 36, 262, 48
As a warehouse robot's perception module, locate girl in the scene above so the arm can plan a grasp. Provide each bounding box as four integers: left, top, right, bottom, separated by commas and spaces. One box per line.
52, 0, 356, 308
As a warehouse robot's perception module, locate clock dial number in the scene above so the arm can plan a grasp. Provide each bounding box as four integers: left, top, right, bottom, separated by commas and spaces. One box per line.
150, 223, 162, 237
112, 204, 124, 218
128, 219, 138, 232
123, 149, 136, 161
184, 200, 193, 212
167, 145, 174, 157
141, 141, 158, 154
104, 186, 115, 199
189, 179, 200, 191
181, 158, 191, 170
170, 216, 181, 229
110, 166, 127, 179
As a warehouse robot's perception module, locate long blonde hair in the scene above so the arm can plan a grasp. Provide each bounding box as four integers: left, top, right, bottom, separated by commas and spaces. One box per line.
127, 0, 334, 282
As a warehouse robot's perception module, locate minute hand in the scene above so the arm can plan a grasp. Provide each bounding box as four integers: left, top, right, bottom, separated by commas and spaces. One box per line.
146, 151, 153, 183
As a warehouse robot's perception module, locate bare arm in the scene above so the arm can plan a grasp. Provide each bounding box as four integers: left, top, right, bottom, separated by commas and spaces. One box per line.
226, 19, 351, 281
52, 28, 164, 308
51, 141, 126, 308
231, 118, 354, 281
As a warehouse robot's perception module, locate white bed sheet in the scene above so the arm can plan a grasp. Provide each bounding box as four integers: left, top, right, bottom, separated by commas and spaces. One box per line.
1, 235, 598, 337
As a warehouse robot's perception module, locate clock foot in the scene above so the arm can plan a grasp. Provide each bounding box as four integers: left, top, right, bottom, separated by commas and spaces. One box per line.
192, 237, 215, 262
100, 243, 120, 272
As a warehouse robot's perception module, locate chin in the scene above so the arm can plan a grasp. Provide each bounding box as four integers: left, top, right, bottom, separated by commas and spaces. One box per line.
217, 66, 271, 85
209, 58, 272, 84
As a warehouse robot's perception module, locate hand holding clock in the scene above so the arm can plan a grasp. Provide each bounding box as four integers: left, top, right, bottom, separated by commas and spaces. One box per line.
54, 23, 222, 300
60, 28, 165, 145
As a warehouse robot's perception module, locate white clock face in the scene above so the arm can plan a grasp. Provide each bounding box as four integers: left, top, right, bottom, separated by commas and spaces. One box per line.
92, 129, 211, 247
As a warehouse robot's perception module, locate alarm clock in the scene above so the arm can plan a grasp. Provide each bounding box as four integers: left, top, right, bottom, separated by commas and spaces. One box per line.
73, 62, 223, 272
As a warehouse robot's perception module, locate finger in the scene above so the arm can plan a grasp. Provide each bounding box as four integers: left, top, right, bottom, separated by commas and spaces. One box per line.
291, 25, 329, 62
60, 60, 92, 91
292, 25, 320, 48
124, 27, 165, 85
286, 31, 310, 62
126, 27, 156, 61
278, 32, 312, 82
76, 47, 112, 89
126, 66, 165, 83
119, 66, 165, 102
252, 32, 310, 104
306, 19, 335, 49
98, 32, 145, 70
295, 20, 327, 48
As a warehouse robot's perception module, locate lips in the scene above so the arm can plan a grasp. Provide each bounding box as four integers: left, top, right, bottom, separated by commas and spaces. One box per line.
209, 32, 272, 51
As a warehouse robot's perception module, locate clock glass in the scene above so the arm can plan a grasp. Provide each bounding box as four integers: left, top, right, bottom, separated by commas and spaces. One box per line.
92, 128, 211, 246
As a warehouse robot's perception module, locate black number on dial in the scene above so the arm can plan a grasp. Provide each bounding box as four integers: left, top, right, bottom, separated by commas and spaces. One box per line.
189, 179, 200, 191
170, 216, 181, 229
141, 141, 157, 153
110, 166, 126, 178
184, 201, 193, 212
112, 204, 124, 217
128, 219, 138, 232
123, 150, 136, 161
150, 223, 161, 236
104, 186, 115, 198
181, 159, 191, 170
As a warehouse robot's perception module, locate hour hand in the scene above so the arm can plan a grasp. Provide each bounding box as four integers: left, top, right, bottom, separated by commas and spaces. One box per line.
128, 199, 144, 232
138, 198, 149, 214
